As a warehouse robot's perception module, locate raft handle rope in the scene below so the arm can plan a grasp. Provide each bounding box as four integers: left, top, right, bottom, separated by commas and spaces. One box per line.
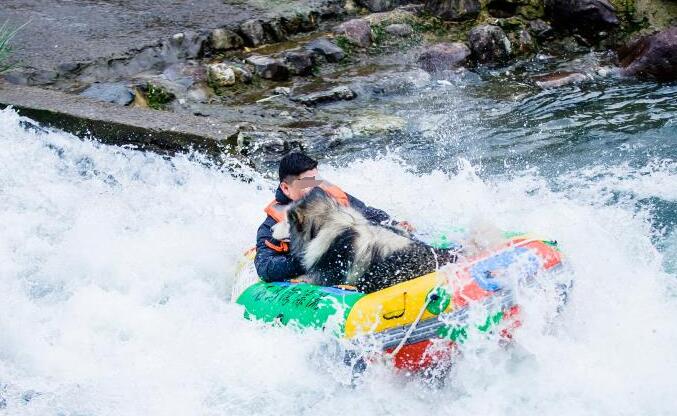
383, 237, 540, 362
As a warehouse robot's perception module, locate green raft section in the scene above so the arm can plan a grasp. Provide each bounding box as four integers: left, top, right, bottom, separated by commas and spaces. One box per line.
237, 282, 364, 335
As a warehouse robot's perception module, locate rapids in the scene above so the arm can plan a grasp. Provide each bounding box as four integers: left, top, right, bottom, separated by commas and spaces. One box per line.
1, 70, 676, 415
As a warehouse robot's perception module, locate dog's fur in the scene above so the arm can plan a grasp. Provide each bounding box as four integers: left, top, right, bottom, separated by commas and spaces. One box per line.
273, 188, 456, 293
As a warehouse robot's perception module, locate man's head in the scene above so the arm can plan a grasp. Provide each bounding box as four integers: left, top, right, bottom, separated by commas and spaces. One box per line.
279, 152, 320, 201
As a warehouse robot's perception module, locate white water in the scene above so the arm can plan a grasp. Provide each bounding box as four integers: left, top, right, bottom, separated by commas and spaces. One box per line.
1, 107, 675, 415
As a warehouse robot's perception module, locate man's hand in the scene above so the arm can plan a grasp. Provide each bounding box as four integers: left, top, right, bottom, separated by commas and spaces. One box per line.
396, 221, 415, 233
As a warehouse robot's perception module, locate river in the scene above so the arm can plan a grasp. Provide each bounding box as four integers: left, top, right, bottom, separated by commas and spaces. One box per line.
1, 66, 676, 415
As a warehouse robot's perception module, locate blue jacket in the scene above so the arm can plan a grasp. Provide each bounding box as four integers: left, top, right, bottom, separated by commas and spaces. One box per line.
254, 186, 392, 282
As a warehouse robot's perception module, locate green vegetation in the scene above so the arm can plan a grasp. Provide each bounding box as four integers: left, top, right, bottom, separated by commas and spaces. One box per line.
0, 21, 27, 74
144, 83, 175, 110
334, 35, 356, 59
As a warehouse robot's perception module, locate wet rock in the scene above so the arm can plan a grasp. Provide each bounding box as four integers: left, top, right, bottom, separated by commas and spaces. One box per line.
372, 69, 431, 94
544, 0, 618, 36
210, 28, 244, 51
306, 37, 345, 62
81, 83, 135, 105
282, 11, 319, 34
162, 61, 208, 88
356, 0, 418, 12
282, 49, 316, 76
619, 27, 677, 81
515, 28, 536, 55
534, 71, 589, 88
291, 86, 357, 105
351, 113, 406, 135
207, 63, 252, 88
245, 55, 290, 81
385, 23, 414, 37
418, 42, 471, 72
239, 19, 267, 47
334, 19, 372, 48
468, 24, 512, 65
528, 19, 554, 40
424, 0, 481, 21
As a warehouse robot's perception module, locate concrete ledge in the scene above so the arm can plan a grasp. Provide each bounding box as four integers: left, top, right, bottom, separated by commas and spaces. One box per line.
0, 83, 238, 155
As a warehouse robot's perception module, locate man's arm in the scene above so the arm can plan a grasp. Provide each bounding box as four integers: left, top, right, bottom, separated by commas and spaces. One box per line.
254, 219, 305, 282
346, 193, 392, 224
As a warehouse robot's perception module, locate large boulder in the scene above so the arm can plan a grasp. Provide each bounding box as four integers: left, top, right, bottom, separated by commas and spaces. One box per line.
619, 26, 677, 81
544, 0, 618, 35
468, 24, 512, 65
418, 42, 471, 72
306, 37, 345, 62
424, 0, 481, 21
245, 55, 290, 81
334, 19, 372, 48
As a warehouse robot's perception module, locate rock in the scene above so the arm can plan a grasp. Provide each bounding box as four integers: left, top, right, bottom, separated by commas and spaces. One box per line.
356, 0, 417, 12
207, 63, 252, 88
291, 86, 357, 105
282, 11, 319, 34
468, 24, 512, 65
210, 28, 244, 51
544, 0, 618, 35
385, 23, 414, 37
334, 19, 372, 48
487, 0, 521, 17
282, 49, 316, 76
351, 113, 406, 135
372, 69, 431, 94
274, 86, 291, 95
418, 42, 471, 72
619, 27, 677, 81
528, 19, 554, 40
424, 0, 481, 21
533, 71, 589, 88
306, 37, 345, 62
516, 29, 536, 55
245, 55, 290, 81
162, 62, 208, 89
239, 19, 267, 47
80, 83, 135, 105
167, 31, 206, 60
362, 9, 416, 25
263, 18, 288, 43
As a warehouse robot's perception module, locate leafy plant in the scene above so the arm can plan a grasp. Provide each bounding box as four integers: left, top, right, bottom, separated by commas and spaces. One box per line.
0, 20, 27, 74
144, 83, 175, 110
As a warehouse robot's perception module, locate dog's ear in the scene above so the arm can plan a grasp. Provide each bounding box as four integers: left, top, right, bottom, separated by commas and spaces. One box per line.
288, 207, 304, 232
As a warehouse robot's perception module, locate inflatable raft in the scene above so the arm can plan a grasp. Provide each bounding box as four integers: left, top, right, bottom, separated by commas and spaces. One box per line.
232, 233, 563, 372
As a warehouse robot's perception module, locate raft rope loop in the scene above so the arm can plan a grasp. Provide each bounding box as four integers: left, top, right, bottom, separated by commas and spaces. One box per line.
383, 238, 540, 363
386, 247, 445, 360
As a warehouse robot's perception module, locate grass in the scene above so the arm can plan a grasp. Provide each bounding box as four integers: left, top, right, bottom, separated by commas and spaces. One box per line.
0, 20, 27, 74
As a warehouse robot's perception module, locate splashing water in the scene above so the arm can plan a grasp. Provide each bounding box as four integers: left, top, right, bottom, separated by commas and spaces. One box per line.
0, 106, 675, 415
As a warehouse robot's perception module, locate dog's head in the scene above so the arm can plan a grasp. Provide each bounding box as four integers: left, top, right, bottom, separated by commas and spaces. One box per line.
285, 187, 339, 242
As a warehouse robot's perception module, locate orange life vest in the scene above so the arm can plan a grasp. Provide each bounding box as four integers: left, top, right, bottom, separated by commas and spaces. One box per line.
263, 181, 350, 223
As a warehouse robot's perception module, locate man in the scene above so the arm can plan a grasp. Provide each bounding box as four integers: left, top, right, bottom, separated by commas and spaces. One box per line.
255, 152, 414, 282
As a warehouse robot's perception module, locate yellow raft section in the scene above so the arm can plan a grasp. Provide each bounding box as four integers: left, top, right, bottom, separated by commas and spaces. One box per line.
343, 272, 451, 338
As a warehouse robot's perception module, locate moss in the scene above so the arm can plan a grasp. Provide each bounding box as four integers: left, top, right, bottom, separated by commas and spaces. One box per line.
144, 83, 175, 110
334, 35, 356, 59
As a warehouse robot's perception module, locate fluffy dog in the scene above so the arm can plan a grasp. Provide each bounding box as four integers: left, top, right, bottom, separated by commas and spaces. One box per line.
272, 188, 457, 293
